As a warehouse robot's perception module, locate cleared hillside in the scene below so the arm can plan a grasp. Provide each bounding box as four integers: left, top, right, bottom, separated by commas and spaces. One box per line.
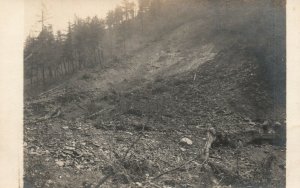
24, 0, 285, 187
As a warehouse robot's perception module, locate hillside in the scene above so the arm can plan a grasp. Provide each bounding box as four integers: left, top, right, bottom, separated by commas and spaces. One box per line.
24, 1, 286, 187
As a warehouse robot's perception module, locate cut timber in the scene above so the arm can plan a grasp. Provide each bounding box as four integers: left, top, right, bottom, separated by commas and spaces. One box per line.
248, 133, 285, 146
202, 127, 216, 161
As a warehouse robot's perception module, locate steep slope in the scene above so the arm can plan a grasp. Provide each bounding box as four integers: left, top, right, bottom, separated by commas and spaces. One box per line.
24, 1, 286, 187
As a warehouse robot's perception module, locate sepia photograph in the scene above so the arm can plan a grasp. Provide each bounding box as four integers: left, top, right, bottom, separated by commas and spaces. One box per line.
4, 0, 290, 187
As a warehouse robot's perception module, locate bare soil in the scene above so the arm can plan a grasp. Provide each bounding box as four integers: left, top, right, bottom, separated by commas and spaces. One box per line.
24, 17, 285, 188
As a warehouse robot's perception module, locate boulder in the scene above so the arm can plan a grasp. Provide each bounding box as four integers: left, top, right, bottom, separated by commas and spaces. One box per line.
180, 138, 193, 146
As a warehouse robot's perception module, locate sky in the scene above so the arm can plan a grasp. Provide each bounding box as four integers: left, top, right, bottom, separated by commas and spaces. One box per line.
24, 0, 136, 37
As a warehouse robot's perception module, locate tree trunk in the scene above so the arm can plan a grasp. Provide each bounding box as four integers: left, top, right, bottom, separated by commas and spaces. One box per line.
36, 66, 39, 86
53, 67, 57, 79
58, 64, 62, 76
42, 65, 45, 87
30, 64, 33, 85
110, 31, 113, 57
68, 61, 73, 72
100, 50, 104, 64
67, 61, 70, 73
78, 56, 82, 69
140, 13, 144, 34
63, 61, 68, 74
59, 63, 63, 76
94, 49, 98, 65
48, 66, 53, 80
70, 61, 75, 73
123, 39, 126, 55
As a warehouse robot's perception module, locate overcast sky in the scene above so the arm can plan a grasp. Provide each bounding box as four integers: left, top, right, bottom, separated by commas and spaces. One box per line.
25, 0, 136, 37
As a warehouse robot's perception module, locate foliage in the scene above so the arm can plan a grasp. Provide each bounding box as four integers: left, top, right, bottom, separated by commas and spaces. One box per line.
24, 16, 105, 87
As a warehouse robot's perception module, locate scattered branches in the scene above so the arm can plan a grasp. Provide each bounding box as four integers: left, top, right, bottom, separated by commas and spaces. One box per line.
122, 132, 144, 162
152, 127, 216, 180
95, 132, 145, 187
152, 154, 204, 180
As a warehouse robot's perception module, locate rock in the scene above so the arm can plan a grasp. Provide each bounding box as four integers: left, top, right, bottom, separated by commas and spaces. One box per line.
62, 126, 69, 130
274, 121, 282, 126
208, 127, 216, 135
56, 160, 65, 167
44, 180, 54, 187
125, 132, 133, 135
249, 121, 256, 126
63, 150, 73, 155
135, 182, 143, 187
92, 142, 100, 147
29, 150, 42, 156
180, 138, 193, 146
262, 120, 270, 126
64, 146, 75, 150
196, 125, 205, 129
76, 164, 84, 169
267, 128, 276, 134
180, 147, 186, 152
71, 141, 76, 147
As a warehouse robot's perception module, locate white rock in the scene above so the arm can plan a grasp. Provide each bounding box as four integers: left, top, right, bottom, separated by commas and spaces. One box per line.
64, 146, 75, 150
275, 121, 282, 126
76, 164, 83, 169
180, 138, 193, 145
56, 160, 65, 167
262, 120, 269, 126
135, 182, 143, 187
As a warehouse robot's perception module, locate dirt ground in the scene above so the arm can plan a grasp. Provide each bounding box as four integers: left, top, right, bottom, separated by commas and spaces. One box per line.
24, 16, 285, 188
